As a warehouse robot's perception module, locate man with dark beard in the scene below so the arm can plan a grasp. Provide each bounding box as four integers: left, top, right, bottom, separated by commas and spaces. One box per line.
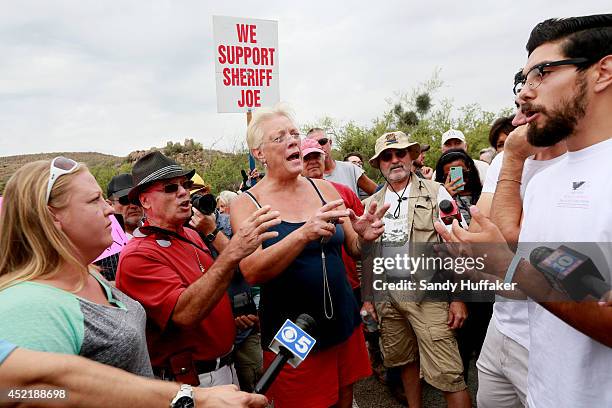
435, 14, 612, 407
470, 94, 567, 408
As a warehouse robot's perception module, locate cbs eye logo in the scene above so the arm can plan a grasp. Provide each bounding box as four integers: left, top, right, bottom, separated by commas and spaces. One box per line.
280, 326, 312, 354
281, 327, 297, 343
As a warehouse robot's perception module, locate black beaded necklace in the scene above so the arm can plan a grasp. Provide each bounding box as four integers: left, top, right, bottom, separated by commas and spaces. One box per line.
384, 174, 411, 219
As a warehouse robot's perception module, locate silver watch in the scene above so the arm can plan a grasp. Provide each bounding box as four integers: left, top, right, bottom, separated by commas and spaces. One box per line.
170, 384, 195, 408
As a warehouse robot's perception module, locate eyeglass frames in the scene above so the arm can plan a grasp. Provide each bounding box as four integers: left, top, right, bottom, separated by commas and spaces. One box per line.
268, 131, 302, 145
46, 157, 78, 204
513, 58, 589, 95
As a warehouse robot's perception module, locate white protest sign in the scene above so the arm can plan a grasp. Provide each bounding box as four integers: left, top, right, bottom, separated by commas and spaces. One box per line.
213, 16, 279, 113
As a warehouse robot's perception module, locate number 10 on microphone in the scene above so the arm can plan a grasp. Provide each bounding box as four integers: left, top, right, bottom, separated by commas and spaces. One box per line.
271, 319, 316, 367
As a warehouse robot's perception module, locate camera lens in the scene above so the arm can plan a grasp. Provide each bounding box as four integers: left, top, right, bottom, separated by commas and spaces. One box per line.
190, 193, 217, 215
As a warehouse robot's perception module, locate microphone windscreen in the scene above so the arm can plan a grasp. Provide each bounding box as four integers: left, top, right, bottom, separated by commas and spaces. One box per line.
529, 246, 553, 266
439, 199, 454, 214
295, 313, 317, 333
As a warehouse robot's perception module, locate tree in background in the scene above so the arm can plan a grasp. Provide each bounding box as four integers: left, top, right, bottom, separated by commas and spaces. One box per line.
303, 72, 513, 182
200, 152, 250, 194
31, 73, 513, 197
89, 162, 134, 196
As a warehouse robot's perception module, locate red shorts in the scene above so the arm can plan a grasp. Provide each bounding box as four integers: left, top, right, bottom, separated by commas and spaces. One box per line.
263, 326, 371, 408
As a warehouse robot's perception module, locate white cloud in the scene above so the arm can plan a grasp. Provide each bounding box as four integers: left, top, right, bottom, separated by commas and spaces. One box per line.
0, 0, 609, 156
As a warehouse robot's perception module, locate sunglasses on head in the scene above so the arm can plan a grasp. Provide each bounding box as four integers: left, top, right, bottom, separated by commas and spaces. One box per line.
379, 149, 409, 162
317, 138, 329, 146
158, 179, 194, 194
46, 156, 78, 204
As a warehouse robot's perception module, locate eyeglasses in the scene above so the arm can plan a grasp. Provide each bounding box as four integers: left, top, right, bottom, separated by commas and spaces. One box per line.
268, 131, 302, 145
513, 58, 589, 95
151, 179, 194, 194
112, 195, 131, 206
379, 149, 409, 162
317, 138, 330, 146
46, 156, 78, 204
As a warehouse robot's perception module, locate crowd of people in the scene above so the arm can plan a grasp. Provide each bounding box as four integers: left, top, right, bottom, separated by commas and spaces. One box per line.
1, 13, 611, 408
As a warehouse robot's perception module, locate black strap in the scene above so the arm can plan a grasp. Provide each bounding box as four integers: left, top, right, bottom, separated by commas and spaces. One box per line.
138, 226, 209, 253
245, 178, 327, 207
244, 190, 262, 209
305, 177, 327, 205
194, 354, 233, 374
383, 174, 411, 219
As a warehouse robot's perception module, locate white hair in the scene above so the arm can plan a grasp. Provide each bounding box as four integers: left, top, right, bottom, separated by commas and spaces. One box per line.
217, 190, 239, 207
246, 103, 296, 152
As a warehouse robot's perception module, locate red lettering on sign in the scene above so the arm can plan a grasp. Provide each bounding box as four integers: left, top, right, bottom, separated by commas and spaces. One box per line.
218, 45, 277, 66
235, 46, 244, 62
222, 68, 274, 87
268, 48, 275, 65
238, 89, 261, 108
259, 48, 269, 65
218, 45, 226, 64
264, 68, 272, 86
222, 67, 230, 86
236, 24, 257, 44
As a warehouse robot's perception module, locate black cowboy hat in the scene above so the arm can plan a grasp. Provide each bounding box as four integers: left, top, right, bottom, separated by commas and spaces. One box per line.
128, 151, 195, 206
107, 173, 134, 199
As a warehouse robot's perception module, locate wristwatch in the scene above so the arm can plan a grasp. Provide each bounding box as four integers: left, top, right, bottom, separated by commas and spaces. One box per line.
170, 384, 195, 408
203, 227, 221, 244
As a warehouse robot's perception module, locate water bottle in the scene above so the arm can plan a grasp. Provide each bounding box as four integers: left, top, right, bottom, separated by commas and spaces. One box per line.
361, 309, 378, 332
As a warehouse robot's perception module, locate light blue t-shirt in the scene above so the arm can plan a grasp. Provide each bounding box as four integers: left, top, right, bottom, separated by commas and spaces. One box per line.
0, 273, 153, 377
0, 339, 17, 364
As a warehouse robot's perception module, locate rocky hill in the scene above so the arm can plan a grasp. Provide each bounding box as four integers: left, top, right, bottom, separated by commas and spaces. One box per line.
0, 152, 124, 194
0, 139, 245, 195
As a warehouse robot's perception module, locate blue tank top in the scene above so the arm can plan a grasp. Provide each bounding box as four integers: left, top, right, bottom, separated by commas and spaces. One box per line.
245, 180, 360, 350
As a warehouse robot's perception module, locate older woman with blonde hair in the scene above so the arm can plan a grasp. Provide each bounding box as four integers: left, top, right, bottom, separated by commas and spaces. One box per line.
0, 157, 153, 376
217, 190, 239, 215
231, 104, 389, 408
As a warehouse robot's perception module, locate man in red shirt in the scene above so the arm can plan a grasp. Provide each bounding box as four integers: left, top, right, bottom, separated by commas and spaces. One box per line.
116, 151, 279, 388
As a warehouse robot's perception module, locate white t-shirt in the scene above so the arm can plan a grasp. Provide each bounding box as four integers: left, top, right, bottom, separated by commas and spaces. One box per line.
482, 151, 566, 349
324, 160, 365, 197
519, 138, 612, 408
382, 182, 454, 277
474, 159, 490, 185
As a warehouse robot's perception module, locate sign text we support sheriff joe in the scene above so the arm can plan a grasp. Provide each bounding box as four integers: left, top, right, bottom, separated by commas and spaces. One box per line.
213, 16, 279, 113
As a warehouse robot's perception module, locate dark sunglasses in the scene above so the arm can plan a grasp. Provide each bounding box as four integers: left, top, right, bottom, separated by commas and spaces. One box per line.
153, 179, 194, 194
317, 138, 329, 146
111, 195, 131, 205
379, 149, 409, 162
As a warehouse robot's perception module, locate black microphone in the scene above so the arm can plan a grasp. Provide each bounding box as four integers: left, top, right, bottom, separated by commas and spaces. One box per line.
253, 314, 317, 395
529, 245, 611, 301
240, 169, 249, 191
439, 199, 463, 226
